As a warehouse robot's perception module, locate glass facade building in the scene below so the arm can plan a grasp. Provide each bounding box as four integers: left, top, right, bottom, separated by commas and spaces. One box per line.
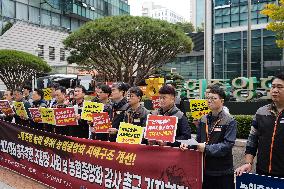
164, 32, 205, 80
196, 0, 205, 28
0, 0, 130, 31
213, 0, 282, 79
164, 52, 204, 80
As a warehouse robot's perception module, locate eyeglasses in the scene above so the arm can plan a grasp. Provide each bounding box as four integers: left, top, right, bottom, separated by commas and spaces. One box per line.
206, 97, 220, 101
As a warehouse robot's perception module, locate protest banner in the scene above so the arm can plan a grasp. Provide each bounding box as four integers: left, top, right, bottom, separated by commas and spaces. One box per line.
190, 99, 211, 119
13, 101, 28, 119
54, 107, 77, 126
39, 108, 55, 125
81, 101, 104, 121
92, 112, 111, 133
0, 120, 202, 189
29, 108, 42, 123
145, 115, 178, 142
0, 100, 14, 115
151, 96, 160, 109
116, 122, 144, 144
236, 173, 284, 189
43, 88, 52, 101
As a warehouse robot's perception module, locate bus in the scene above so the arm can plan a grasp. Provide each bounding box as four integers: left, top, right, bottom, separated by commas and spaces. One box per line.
36, 74, 94, 92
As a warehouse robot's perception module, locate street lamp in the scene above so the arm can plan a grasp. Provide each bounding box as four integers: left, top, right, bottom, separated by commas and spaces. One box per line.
247, 0, 252, 78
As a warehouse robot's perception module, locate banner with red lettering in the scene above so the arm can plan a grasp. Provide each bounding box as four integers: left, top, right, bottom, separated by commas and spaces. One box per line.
145, 115, 178, 142
92, 112, 111, 133
54, 108, 78, 126
29, 108, 42, 123
0, 100, 13, 115
0, 120, 202, 189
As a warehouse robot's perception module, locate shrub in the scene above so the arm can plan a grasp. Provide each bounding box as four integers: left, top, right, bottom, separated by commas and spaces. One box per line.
234, 115, 253, 139
186, 112, 197, 134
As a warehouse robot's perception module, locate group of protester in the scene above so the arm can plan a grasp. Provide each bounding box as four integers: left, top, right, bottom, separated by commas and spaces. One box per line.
0, 82, 191, 144
1, 73, 284, 189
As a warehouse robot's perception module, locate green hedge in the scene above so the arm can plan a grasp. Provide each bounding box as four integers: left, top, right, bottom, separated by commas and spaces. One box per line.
234, 115, 253, 139
186, 113, 253, 139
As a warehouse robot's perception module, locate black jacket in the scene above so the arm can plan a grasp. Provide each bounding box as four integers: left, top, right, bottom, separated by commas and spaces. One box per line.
109, 98, 129, 142
124, 104, 149, 127
153, 105, 191, 147
198, 110, 237, 176
69, 100, 89, 139
246, 103, 284, 177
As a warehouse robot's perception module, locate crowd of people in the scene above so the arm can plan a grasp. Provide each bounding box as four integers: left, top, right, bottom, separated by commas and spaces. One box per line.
1, 73, 284, 189
0, 82, 191, 145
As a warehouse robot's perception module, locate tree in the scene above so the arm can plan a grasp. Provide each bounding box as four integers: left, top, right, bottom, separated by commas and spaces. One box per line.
175, 22, 195, 33
0, 49, 51, 90
261, 0, 284, 48
152, 67, 184, 86
196, 22, 204, 33
1, 22, 13, 36
64, 15, 192, 85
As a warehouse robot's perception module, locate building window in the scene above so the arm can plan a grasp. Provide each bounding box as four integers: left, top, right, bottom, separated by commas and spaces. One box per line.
16, 2, 28, 21
2, 0, 15, 18
41, 10, 51, 26
60, 48, 65, 61
37, 45, 44, 59
51, 13, 60, 26
29, 6, 40, 24
49, 46, 55, 60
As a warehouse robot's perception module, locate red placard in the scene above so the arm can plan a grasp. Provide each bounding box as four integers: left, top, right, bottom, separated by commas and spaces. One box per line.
145, 115, 178, 142
54, 107, 78, 126
151, 96, 160, 109
0, 100, 14, 115
92, 112, 112, 133
0, 120, 202, 189
29, 108, 42, 123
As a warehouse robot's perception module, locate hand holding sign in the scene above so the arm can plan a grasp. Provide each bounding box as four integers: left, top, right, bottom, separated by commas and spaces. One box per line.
116, 122, 144, 144
54, 107, 77, 126
13, 102, 28, 119
0, 100, 14, 115
92, 112, 111, 133
81, 101, 104, 121
145, 115, 178, 143
29, 108, 42, 123
108, 128, 118, 135
39, 107, 55, 125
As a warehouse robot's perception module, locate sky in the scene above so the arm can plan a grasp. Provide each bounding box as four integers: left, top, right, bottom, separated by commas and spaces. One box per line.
127, 0, 191, 21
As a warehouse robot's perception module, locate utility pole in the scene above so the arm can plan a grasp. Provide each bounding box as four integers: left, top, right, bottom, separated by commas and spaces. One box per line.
247, 0, 251, 78
204, 0, 212, 79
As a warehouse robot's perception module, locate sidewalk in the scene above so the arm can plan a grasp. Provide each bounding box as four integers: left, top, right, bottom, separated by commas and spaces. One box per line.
0, 167, 48, 189
0, 182, 14, 189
